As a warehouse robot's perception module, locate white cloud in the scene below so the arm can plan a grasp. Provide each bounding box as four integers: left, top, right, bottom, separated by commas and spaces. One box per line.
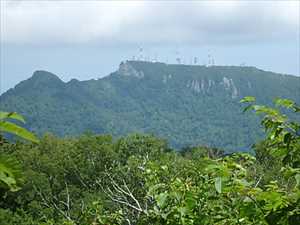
1, 0, 299, 45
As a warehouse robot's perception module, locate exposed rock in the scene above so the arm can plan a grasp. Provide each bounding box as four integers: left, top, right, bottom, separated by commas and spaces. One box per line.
187, 79, 214, 93
191, 80, 200, 93
222, 77, 231, 90
220, 76, 239, 99
231, 84, 238, 99
208, 79, 215, 88
187, 80, 202, 93
200, 79, 205, 91
118, 61, 144, 78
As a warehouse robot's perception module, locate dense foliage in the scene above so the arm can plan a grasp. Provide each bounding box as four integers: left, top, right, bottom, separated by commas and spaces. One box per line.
0, 111, 38, 193
1, 61, 300, 151
0, 97, 299, 224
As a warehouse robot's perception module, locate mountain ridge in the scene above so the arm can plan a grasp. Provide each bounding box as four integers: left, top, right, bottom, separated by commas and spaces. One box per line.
5, 61, 298, 92
1, 61, 300, 151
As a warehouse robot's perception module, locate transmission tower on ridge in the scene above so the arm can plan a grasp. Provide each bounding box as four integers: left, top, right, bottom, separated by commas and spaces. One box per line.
139, 46, 144, 61
175, 50, 181, 64
194, 57, 198, 65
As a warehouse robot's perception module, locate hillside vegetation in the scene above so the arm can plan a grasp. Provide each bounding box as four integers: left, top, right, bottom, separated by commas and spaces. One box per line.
0, 97, 299, 224
1, 61, 300, 151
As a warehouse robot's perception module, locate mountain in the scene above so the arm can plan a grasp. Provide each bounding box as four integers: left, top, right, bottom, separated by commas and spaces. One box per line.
1, 61, 300, 151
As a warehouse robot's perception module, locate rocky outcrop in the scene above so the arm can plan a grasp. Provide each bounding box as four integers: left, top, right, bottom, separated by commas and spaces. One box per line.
220, 77, 239, 99
118, 61, 144, 78
187, 76, 238, 98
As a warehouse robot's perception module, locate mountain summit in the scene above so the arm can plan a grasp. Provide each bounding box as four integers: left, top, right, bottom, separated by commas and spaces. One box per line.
1, 61, 300, 151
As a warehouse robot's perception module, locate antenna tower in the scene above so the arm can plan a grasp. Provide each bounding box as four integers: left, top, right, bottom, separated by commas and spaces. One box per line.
175, 50, 181, 64
139, 46, 143, 61
193, 57, 198, 65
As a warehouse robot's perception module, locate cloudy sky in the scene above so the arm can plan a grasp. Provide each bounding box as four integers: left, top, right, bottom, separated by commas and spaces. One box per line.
1, 0, 299, 93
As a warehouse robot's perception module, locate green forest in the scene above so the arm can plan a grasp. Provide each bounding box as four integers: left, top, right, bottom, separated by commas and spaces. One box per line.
2, 61, 300, 151
0, 97, 300, 224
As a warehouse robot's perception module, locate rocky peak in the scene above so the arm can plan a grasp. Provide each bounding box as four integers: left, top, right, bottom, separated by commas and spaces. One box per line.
31, 70, 62, 83
118, 61, 144, 78
15, 70, 64, 91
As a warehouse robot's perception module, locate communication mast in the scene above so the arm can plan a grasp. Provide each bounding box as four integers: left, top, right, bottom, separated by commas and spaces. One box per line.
175, 50, 181, 64
211, 57, 215, 66
207, 54, 212, 66
139, 46, 144, 61
207, 50, 215, 66
193, 57, 198, 65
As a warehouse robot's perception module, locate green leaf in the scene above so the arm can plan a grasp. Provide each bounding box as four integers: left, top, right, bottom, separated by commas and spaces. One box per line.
185, 191, 197, 210
215, 177, 222, 194
0, 156, 23, 192
156, 192, 168, 208
274, 98, 294, 108
0, 112, 25, 123
0, 121, 39, 143
240, 96, 256, 103
295, 174, 300, 187
178, 207, 188, 217
242, 104, 254, 113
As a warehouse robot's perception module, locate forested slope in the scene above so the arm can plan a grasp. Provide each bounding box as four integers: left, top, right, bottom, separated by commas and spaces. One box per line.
1, 98, 300, 224
1, 61, 300, 151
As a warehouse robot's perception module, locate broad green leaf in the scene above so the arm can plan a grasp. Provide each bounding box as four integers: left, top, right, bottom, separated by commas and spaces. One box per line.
242, 104, 254, 113
215, 177, 222, 194
178, 207, 188, 217
185, 191, 197, 210
0, 112, 25, 123
0, 121, 39, 143
240, 96, 256, 103
274, 98, 294, 108
295, 174, 300, 187
0, 156, 22, 192
156, 192, 168, 208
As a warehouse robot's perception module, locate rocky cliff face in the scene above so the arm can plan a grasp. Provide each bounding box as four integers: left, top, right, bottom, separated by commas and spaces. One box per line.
118, 61, 145, 78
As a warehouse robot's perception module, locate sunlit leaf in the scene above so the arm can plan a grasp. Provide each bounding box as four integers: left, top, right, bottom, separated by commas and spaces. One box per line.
240, 96, 256, 103
0, 121, 39, 143
156, 192, 168, 208
0, 112, 25, 123
274, 98, 294, 108
215, 177, 222, 194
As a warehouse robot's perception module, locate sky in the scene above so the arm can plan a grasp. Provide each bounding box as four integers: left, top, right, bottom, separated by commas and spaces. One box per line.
0, 0, 299, 94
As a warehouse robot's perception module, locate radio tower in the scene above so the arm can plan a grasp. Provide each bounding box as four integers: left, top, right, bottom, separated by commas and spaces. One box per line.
207, 54, 212, 66
139, 47, 144, 61
175, 50, 181, 64
193, 57, 198, 65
